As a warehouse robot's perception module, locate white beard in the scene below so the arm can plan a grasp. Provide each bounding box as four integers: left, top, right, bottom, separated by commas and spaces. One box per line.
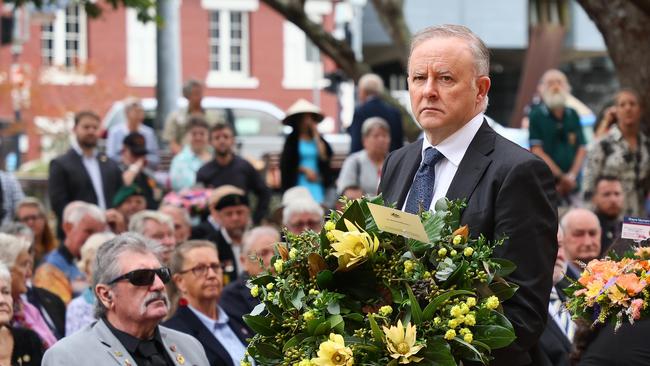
542, 90, 567, 110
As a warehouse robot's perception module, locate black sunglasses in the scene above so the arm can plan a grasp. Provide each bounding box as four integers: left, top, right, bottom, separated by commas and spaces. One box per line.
108, 267, 172, 286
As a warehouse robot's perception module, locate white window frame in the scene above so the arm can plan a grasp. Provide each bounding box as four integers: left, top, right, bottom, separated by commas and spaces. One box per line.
40, 5, 88, 70
282, 0, 331, 90
125, 8, 157, 87
202, 0, 259, 88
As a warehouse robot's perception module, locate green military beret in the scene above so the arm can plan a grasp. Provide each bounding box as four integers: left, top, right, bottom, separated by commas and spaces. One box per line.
112, 184, 145, 207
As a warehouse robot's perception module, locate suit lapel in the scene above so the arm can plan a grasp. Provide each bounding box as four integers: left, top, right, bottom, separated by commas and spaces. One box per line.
93, 319, 138, 366
176, 306, 233, 365
97, 153, 112, 206
445, 121, 495, 203
395, 140, 423, 208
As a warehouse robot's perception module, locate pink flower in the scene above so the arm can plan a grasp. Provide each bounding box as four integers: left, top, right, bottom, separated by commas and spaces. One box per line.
630, 299, 644, 320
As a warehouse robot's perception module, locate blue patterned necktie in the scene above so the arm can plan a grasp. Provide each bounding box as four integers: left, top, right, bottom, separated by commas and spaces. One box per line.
405, 147, 444, 214
549, 287, 575, 341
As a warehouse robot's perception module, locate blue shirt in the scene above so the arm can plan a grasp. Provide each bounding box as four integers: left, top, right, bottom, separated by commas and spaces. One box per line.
187, 305, 247, 366
169, 145, 210, 192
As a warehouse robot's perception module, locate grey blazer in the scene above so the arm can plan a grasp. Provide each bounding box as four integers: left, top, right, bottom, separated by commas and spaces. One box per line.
42, 318, 209, 366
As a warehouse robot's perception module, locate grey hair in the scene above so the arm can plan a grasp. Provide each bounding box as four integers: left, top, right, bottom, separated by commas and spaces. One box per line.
358, 73, 385, 96
410, 24, 490, 77
539, 69, 572, 92
169, 240, 217, 275
93, 232, 163, 318
242, 226, 280, 256
78, 232, 116, 275
182, 79, 202, 98
282, 200, 324, 226
63, 201, 106, 225
559, 208, 600, 233
0, 222, 34, 243
0, 233, 31, 268
15, 197, 46, 216
129, 210, 174, 234
159, 205, 191, 227
361, 117, 390, 138
0, 263, 10, 283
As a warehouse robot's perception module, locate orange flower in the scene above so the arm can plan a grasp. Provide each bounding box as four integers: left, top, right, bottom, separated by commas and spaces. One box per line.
616, 273, 647, 296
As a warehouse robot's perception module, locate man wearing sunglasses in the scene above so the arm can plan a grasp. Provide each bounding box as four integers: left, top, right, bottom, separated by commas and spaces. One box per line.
43, 233, 209, 366
164, 240, 249, 366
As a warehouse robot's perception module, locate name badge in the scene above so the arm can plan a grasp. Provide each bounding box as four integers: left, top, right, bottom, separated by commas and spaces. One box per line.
621, 216, 650, 241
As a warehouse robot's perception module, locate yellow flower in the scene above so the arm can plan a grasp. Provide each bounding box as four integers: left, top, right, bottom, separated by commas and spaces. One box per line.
303, 311, 316, 321
433, 317, 441, 325
326, 232, 336, 242
266, 282, 275, 290
466, 297, 477, 307
382, 320, 425, 364
309, 289, 320, 296
444, 329, 456, 340
463, 247, 474, 257
453, 235, 463, 245
450, 250, 457, 257
240, 361, 252, 366
329, 219, 379, 270
311, 333, 354, 366
324, 221, 336, 232
485, 296, 499, 310
296, 360, 314, 366
464, 314, 476, 326
447, 319, 460, 329
250, 285, 259, 298
274, 259, 284, 273
379, 305, 393, 316
289, 248, 298, 259
438, 248, 447, 257
450, 305, 462, 318
460, 304, 470, 315
463, 333, 473, 343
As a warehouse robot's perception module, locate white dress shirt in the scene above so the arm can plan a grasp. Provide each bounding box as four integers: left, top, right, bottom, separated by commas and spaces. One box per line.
71, 141, 107, 209
403, 112, 484, 212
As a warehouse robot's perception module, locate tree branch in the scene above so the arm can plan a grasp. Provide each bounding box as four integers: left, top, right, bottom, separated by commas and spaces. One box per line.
370, 0, 410, 69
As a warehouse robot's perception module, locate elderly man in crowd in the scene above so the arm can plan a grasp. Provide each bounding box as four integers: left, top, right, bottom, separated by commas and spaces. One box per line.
283, 197, 324, 235
34, 201, 106, 304
590, 175, 624, 255
43, 233, 208, 365
192, 185, 251, 284
129, 210, 176, 264
164, 240, 249, 366
529, 69, 586, 204
159, 205, 192, 245
560, 208, 601, 280
220, 226, 280, 332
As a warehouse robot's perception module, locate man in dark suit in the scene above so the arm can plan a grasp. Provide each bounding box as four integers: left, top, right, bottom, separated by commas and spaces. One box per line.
378, 25, 557, 366
349, 73, 403, 153
48, 111, 122, 237
165, 240, 250, 366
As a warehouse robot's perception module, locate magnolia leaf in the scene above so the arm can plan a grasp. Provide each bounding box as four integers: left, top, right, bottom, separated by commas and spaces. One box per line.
453, 337, 488, 363
282, 334, 306, 353
422, 290, 475, 321
489, 278, 519, 301
307, 318, 331, 336
329, 314, 345, 333
358, 199, 379, 233
255, 343, 282, 360
249, 274, 274, 286
406, 286, 423, 325
492, 258, 517, 277
473, 325, 516, 349
308, 253, 328, 278
250, 302, 266, 316
243, 315, 276, 336
407, 238, 433, 255
451, 225, 469, 240
338, 200, 366, 231
421, 336, 456, 366
316, 269, 334, 289
444, 260, 469, 287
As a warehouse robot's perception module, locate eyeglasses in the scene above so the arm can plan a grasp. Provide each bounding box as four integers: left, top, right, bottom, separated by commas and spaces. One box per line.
178, 263, 225, 277
108, 267, 172, 286
289, 220, 321, 230
18, 214, 43, 223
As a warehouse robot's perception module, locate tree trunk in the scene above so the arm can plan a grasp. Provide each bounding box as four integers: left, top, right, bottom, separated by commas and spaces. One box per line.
577, 0, 650, 115
370, 0, 410, 69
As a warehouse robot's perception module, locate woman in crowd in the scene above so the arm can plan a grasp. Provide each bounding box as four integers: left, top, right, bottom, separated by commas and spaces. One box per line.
0, 263, 44, 365
65, 232, 115, 335
164, 240, 248, 366
582, 89, 650, 217
336, 117, 391, 197
15, 198, 57, 265
280, 99, 333, 205
169, 116, 213, 192
0, 233, 57, 348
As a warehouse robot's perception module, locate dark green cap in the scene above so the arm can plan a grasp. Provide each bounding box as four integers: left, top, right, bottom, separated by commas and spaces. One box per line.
112, 184, 145, 207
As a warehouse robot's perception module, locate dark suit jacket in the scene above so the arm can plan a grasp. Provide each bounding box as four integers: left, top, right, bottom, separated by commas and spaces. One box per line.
11, 326, 44, 366
539, 285, 572, 366
219, 275, 259, 335
577, 319, 650, 366
349, 96, 404, 153
48, 148, 122, 235
378, 121, 558, 366
26, 286, 66, 339
163, 305, 251, 366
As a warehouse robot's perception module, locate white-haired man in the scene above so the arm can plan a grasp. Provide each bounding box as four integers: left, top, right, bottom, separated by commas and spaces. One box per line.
529, 69, 586, 203
378, 24, 557, 365
349, 73, 403, 153
283, 198, 324, 235
42, 233, 209, 366
129, 210, 176, 264
34, 201, 106, 304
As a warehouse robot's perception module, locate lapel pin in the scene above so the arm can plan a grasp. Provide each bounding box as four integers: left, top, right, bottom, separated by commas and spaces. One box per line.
114, 351, 123, 357
22, 355, 31, 363
176, 354, 186, 364
125, 359, 132, 366
170, 345, 177, 352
